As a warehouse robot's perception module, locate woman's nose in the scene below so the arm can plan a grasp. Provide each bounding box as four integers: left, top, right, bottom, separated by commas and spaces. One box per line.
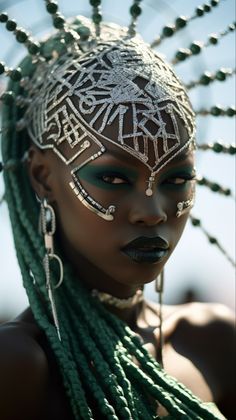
128, 192, 167, 226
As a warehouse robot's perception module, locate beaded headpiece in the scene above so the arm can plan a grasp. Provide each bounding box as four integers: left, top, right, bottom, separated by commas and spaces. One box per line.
0, 0, 235, 265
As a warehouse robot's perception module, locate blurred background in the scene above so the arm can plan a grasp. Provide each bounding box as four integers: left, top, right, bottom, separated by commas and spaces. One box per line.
0, 0, 235, 321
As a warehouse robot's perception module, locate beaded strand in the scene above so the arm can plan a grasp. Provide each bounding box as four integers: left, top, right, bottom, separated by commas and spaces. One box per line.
186, 67, 235, 90
89, 0, 102, 38
172, 22, 235, 64
128, 0, 143, 37
151, 0, 221, 48
195, 105, 236, 117
197, 175, 234, 198
197, 141, 236, 154
44, 0, 66, 30
0, 12, 40, 55
190, 216, 236, 267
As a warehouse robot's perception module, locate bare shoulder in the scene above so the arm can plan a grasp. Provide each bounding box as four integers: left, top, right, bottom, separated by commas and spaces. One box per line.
147, 300, 235, 416
0, 308, 49, 420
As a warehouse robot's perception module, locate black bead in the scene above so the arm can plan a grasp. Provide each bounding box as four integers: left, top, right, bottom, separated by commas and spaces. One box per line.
1, 91, 15, 105
211, 183, 220, 192
196, 6, 204, 17
226, 107, 236, 117
203, 4, 211, 12
92, 12, 102, 24
215, 69, 226, 81
27, 42, 40, 55
0, 162, 3, 172
6, 19, 17, 31
211, 0, 219, 6
16, 29, 28, 43
89, 0, 101, 6
46, 2, 58, 14
130, 4, 142, 18
200, 72, 212, 85
162, 25, 174, 37
209, 34, 218, 44
224, 189, 231, 196
53, 15, 65, 29
212, 142, 223, 153
211, 106, 222, 116
10, 68, 22, 82
0, 12, 8, 22
175, 49, 189, 61
175, 16, 187, 29
229, 145, 236, 155
209, 237, 217, 244
190, 42, 202, 55
192, 217, 201, 227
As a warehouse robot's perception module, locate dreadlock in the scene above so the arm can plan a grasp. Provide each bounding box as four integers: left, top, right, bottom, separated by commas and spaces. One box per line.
0, 4, 226, 419
1, 90, 222, 420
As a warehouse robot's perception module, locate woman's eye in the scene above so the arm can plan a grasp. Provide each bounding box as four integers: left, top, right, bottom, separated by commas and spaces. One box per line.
101, 174, 129, 184
165, 175, 196, 185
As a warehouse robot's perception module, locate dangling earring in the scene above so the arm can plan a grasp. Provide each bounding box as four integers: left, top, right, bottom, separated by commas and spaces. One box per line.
39, 198, 64, 341
155, 270, 164, 367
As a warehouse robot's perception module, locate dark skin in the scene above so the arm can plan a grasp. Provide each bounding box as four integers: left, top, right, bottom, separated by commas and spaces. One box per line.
0, 134, 235, 419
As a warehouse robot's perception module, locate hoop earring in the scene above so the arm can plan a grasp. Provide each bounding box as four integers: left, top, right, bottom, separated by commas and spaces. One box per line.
155, 270, 164, 368
39, 198, 63, 341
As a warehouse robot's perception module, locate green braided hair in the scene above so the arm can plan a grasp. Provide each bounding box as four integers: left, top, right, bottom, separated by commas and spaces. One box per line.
0, 2, 230, 419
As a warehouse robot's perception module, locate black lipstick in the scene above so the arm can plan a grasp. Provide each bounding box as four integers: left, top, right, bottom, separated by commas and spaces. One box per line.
121, 236, 169, 264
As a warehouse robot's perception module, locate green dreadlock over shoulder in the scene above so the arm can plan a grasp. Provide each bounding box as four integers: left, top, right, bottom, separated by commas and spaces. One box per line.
0, 0, 234, 419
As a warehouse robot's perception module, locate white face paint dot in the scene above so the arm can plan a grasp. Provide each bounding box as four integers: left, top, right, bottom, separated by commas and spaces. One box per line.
145, 188, 153, 196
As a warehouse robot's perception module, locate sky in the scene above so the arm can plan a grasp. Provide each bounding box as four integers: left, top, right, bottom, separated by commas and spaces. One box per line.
0, 0, 235, 319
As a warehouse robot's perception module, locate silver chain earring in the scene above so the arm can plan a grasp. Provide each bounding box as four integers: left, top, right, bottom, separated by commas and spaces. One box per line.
39, 198, 63, 341
155, 270, 164, 367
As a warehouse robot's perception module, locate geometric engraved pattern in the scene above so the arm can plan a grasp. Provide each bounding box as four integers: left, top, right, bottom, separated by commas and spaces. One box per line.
26, 19, 195, 174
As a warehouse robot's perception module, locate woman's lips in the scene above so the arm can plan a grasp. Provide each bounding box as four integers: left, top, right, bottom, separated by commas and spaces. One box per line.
121, 236, 169, 264
121, 248, 168, 264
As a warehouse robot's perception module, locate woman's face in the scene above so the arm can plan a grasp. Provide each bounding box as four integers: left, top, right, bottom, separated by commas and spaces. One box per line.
38, 121, 195, 296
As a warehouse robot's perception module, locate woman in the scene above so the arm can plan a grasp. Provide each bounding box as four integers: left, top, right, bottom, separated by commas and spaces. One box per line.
0, 7, 234, 420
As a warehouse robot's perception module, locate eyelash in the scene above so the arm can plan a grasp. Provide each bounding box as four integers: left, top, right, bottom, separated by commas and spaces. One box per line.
99, 173, 130, 185
97, 172, 195, 186
164, 174, 196, 185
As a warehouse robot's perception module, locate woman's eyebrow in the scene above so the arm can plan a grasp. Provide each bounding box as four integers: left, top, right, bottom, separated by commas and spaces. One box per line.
103, 149, 138, 165
171, 151, 193, 164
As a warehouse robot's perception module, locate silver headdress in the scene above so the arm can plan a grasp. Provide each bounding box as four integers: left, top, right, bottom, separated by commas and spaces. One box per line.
22, 17, 195, 219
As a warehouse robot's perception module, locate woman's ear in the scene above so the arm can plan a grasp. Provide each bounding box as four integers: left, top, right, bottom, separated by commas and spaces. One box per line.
27, 145, 55, 202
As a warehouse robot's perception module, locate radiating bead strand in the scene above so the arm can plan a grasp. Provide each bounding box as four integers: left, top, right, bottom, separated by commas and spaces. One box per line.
197, 175, 233, 198
195, 105, 236, 117
190, 215, 236, 267
0, 61, 22, 83
0, 12, 40, 56
89, 0, 102, 38
197, 141, 236, 154
186, 67, 235, 89
44, 0, 66, 30
128, 0, 143, 37
151, 0, 221, 48
172, 21, 235, 65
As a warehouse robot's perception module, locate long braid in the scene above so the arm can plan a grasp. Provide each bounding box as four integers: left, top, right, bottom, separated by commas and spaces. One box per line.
1, 19, 224, 420
2, 136, 225, 420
